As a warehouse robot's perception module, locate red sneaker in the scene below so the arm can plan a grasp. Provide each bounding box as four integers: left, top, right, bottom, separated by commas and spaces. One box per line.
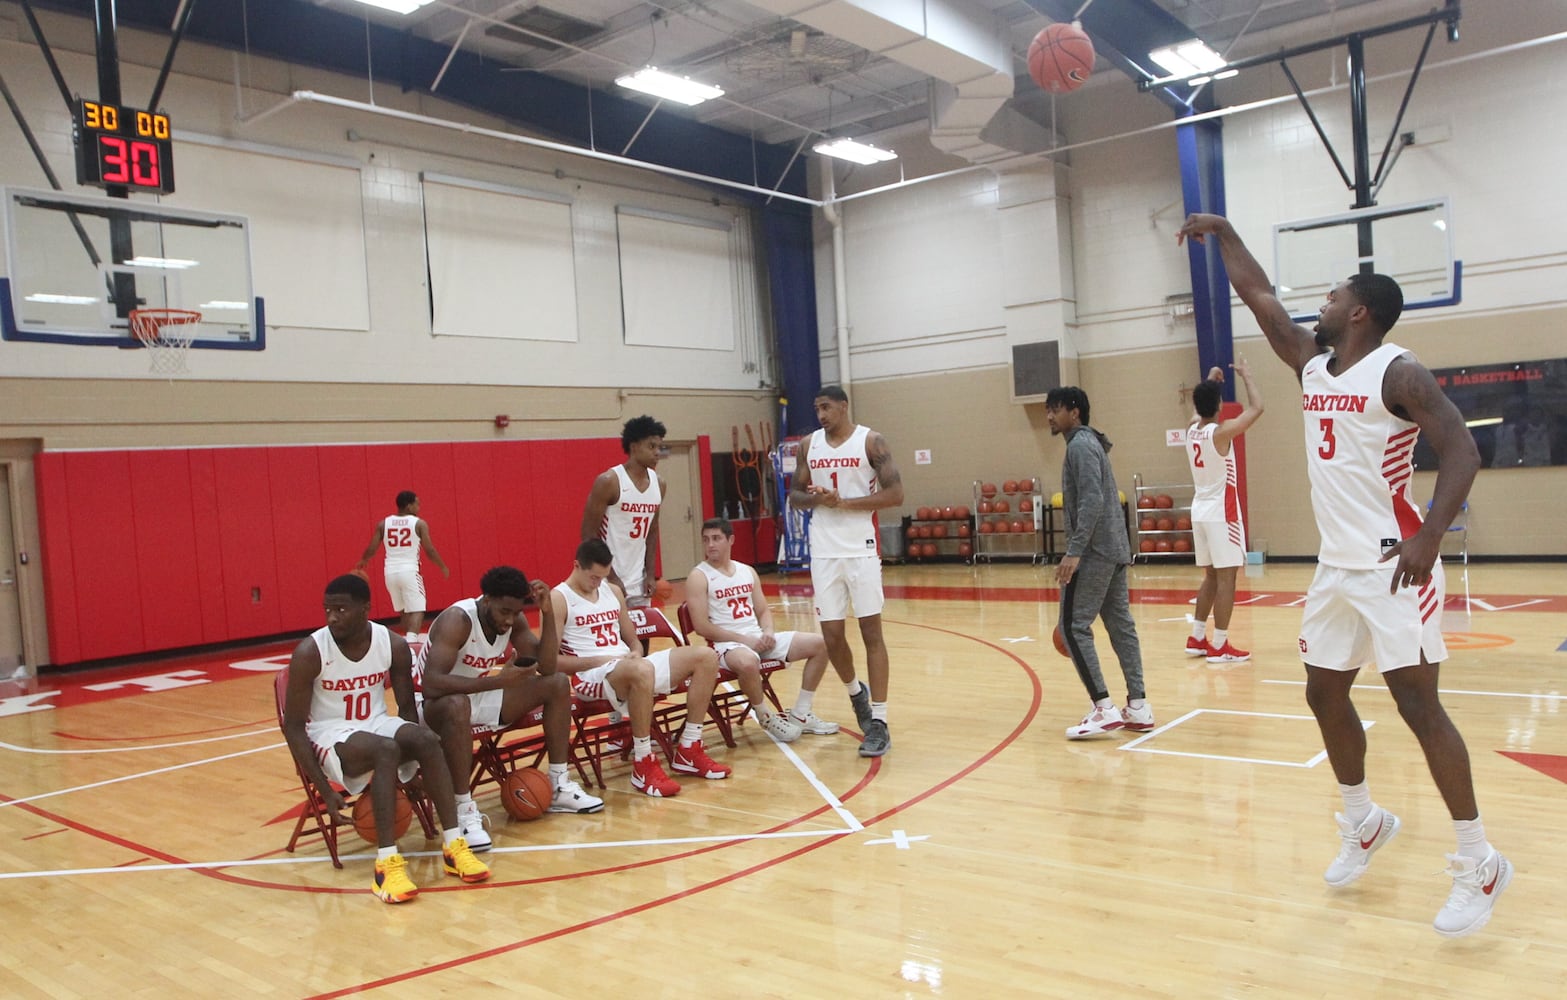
1184, 636, 1214, 657
1206, 641, 1251, 663
631, 754, 681, 797
671, 739, 732, 780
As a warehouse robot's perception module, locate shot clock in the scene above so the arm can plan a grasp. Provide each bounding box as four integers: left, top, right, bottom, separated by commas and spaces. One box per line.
73, 98, 175, 194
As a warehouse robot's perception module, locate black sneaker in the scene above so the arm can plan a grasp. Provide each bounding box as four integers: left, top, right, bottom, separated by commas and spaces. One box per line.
849, 683, 874, 733
858, 719, 891, 757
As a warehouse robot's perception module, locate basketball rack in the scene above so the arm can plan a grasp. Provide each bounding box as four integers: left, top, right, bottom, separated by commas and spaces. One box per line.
129, 308, 200, 375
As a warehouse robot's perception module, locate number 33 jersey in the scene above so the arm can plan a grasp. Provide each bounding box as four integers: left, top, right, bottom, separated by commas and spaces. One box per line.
554, 581, 632, 658
1301, 343, 1427, 570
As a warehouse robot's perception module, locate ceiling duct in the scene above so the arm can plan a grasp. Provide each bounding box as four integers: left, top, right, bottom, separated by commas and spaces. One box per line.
483, 5, 604, 52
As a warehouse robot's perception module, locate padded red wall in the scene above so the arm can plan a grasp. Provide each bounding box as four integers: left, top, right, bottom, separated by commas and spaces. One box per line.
36, 437, 653, 665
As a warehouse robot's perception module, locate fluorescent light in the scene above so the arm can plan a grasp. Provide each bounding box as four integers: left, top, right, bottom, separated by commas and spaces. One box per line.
1465, 417, 1503, 429
25, 293, 99, 305
1149, 39, 1227, 78
344, 0, 436, 14
1214, 69, 1239, 80
1433, 219, 1447, 231
127, 256, 198, 269
199, 300, 250, 310
614, 68, 724, 107
813, 138, 897, 165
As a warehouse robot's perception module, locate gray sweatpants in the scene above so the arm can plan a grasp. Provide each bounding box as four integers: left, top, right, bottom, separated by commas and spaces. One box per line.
1059, 559, 1145, 703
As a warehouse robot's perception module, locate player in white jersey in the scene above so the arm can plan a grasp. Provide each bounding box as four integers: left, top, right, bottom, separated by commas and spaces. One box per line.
581, 415, 667, 614
281, 573, 488, 904
686, 517, 834, 744
1183, 359, 1264, 663
356, 490, 450, 639
418, 566, 604, 850
552, 539, 728, 797
1179, 213, 1510, 938
789, 385, 904, 758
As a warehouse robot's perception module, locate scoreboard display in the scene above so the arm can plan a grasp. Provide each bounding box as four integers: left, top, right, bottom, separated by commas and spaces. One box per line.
73, 98, 175, 195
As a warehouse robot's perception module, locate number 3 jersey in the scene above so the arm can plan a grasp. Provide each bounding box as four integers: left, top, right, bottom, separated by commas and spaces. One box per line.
1301, 342, 1426, 569
554, 580, 632, 658
690, 561, 761, 637
306, 621, 393, 739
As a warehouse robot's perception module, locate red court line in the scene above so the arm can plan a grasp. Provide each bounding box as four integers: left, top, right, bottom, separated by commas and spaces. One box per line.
308, 620, 1043, 997
52, 718, 271, 742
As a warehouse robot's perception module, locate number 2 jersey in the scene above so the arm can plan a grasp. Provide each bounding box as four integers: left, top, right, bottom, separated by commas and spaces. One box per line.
1301, 342, 1427, 569
306, 621, 393, 740
690, 561, 761, 638
554, 580, 632, 658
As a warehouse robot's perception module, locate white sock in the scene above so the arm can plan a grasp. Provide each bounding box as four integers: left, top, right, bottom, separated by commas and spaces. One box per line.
442, 828, 461, 847
455, 792, 473, 807
1192, 621, 1207, 641
1454, 815, 1491, 861
1128, 698, 1146, 710
1213, 628, 1229, 648
871, 701, 888, 723
792, 689, 816, 720
845, 679, 863, 698
1094, 697, 1114, 710
633, 735, 654, 760
548, 762, 568, 789
681, 722, 703, 747
377, 846, 398, 861
1339, 781, 1374, 826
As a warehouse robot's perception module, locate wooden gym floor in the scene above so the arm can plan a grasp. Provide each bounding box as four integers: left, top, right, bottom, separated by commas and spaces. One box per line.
1, 559, 1564, 998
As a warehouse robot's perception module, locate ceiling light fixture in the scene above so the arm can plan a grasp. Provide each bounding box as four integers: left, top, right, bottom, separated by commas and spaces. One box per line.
344, 0, 437, 14
813, 138, 897, 165
614, 68, 724, 107
1149, 39, 1228, 80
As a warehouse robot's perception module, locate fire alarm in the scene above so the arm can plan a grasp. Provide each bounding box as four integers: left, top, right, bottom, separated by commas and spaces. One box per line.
494, 415, 511, 429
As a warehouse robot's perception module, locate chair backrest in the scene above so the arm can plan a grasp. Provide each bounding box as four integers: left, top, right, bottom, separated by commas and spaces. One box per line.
1425, 498, 1469, 530
676, 602, 697, 642
628, 607, 687, 646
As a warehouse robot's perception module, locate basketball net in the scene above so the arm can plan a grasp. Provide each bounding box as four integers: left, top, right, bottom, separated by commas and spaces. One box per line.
129, 308, 200, 375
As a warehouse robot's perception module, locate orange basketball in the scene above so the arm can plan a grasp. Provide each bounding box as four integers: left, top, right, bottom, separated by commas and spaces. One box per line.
1018, 477, 1036, 493
917, 506, 933, 521
1140, 517, 1157, 532
1028, 22, 1096, 95
1003, 479, 1019, 494
1053, 625, 1071, 657
981, 482, 998, 498
653, 579, 673, 604
352, 788, 413, 843
1155, 494, 1175, 509
1176, 515, 1192, 531
1155, 540, 1173, 553
1173, 536, 1193, 553
1137, 496, 1156, 510
957, 523, 971, 538
350, 566, 370, 582
925, 543, 940, 558
993, 498, 1010, 514
942, 506, 957, 519
955, 505, 970, 519
1020, 498, 1035, 513
979, 521, 995, 534
957, 541, 973, 558
501, 767, 553, 821
1011, 520, 1027, 534
1156, 517, 1175, 532
932, 523, 949, 539
1139, 539, 1156, 553
979, 500, 994, 515
993, 520, 1011, 534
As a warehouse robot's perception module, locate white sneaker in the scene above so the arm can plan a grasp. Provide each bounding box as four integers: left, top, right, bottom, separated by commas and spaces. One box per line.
1323, 806, 1400, 886
547, 779, 605, 814
1121, 702, 1156, 732
456, 799, 492, 852
1065, 704, 1124, 739
759, 709, 803, 743
1434, 848, 1512, 938
789, 711, 840, 736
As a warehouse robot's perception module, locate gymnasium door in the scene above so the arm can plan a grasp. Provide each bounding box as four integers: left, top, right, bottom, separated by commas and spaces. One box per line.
658, 443, 701, 581
0, 465, 24, 674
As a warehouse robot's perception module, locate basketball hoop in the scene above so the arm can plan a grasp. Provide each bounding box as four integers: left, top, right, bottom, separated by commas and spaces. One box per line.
129, 308, 200, 375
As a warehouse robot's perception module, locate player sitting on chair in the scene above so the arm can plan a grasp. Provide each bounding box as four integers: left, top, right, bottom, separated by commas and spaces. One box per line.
686, 517, 829, 743
280, 573, 489, 904
553, 539, 729, 797
419, 566, 604, 850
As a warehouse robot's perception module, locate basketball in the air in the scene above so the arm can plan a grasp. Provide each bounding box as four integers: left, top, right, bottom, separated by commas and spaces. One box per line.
352, 788, 413, 842
501, 768, 553, 821
1028, 23, 1095, 94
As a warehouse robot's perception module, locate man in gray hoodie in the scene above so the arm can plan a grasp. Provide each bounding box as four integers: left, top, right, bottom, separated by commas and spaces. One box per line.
1045, 386, 1154, 739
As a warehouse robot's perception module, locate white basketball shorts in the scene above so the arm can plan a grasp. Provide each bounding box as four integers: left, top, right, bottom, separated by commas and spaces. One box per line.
1298, 561, 1448, 672
810, 556, 884, 622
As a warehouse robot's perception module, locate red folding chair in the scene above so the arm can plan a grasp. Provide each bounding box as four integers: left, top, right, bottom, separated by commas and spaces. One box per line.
570, 608, 687, 785
675, 602, 786, 748
272, 667, 436, 869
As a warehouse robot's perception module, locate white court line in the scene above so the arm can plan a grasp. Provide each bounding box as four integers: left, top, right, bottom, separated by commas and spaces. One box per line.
0, 729, 277, 755
0, 827, 857, 881
0, 742, 283, 809
1262, 680, 1567, 700
1118, 707, 1372, 768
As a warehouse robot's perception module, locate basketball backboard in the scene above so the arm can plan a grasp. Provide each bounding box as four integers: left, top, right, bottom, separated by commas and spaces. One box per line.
1, 186, 263, 350
1273, 197, 1458, 323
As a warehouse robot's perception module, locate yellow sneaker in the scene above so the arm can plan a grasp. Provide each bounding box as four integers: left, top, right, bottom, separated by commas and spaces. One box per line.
372, 853, 419, 904
442, 836, 491, 883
